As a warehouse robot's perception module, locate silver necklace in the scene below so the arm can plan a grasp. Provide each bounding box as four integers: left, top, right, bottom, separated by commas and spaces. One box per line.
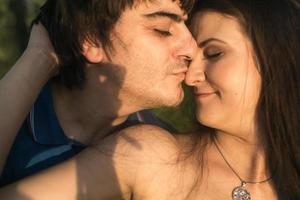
213, 140, 272, 200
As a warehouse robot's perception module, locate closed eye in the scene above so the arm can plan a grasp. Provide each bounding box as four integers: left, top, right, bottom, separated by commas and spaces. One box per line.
154, 29, 172, 36
204, 51, 223, 59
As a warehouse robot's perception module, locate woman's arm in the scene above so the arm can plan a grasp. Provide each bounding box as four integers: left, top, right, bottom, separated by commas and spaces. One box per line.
0, 24, 58, 173
0, 148, 118, 200
0, 131, 137, 200
0, 125, 177, 199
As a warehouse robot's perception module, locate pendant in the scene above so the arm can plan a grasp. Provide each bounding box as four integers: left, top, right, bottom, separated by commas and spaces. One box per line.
232, 182, 251, 200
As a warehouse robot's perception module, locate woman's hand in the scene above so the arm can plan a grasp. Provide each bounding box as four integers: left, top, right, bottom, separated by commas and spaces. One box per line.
26, 23, 59, 77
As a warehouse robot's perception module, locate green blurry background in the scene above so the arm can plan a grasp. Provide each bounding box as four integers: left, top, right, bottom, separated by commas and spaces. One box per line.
0, 0, 45, 77
0, 0, 200, 133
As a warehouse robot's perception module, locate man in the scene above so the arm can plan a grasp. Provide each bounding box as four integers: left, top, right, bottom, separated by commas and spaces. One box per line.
0, 0, 196, 186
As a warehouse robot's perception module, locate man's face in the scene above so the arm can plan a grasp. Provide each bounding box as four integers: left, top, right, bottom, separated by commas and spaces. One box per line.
105, 0, 196, 111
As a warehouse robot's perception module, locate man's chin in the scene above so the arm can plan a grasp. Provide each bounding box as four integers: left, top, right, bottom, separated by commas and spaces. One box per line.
142, 87, 184, 109
163, 89, 184, 107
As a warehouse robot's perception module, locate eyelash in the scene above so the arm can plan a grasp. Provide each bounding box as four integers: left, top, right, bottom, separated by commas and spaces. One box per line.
204, 51, 223, 60
154, 29, 172, 37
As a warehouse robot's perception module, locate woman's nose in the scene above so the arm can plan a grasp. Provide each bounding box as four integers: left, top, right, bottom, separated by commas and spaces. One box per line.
185, 50, 206, 86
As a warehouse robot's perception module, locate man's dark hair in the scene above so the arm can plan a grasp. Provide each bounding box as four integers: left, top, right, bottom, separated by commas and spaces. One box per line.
34, 0, 195, 89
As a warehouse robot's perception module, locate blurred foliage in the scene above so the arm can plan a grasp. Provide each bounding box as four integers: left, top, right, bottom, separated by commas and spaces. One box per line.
0, 0, 198, 132
0, 0, 45, 78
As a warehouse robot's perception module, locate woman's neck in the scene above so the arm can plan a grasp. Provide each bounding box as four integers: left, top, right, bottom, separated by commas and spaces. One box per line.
213, 130, 271, 182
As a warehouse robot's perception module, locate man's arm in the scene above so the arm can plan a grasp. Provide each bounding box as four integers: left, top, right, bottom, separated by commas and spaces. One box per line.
0, 24, 58, 173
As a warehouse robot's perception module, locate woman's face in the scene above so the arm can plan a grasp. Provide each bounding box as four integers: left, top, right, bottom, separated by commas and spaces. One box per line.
186, 11, 261, 135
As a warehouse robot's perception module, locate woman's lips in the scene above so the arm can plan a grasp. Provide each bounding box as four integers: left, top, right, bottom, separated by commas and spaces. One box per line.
195, 92, 216, 99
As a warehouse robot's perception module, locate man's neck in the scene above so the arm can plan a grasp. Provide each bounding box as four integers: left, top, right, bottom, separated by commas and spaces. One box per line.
51, 81, 129, 145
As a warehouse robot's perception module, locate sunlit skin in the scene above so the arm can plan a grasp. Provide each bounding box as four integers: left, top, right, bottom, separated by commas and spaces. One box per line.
0, 10, 278, 200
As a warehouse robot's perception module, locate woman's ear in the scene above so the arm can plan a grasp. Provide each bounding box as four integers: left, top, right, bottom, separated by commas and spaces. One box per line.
82, 40, 105, 63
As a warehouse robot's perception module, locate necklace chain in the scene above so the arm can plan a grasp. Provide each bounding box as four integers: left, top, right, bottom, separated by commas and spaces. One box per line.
213, 139, 272, 185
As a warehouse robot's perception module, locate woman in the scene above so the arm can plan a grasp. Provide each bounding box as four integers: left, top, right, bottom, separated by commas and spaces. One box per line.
1, 0, 300, 199
185, 0, 300, 198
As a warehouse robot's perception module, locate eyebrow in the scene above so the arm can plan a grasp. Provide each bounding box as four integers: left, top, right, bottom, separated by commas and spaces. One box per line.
198, 38, 227, 47
143, 11, 186, 22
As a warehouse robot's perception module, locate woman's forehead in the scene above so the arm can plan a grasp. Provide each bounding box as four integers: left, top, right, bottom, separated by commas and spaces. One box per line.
190, 11, 244, 46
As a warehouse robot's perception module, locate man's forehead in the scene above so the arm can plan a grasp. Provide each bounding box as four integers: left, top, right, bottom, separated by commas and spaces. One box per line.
134, 0, 182, 7
133, 0, 187, 20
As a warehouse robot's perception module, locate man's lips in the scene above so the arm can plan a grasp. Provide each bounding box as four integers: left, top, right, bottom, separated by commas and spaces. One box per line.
172, 68, 188, 80
172, 68, 188, 74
